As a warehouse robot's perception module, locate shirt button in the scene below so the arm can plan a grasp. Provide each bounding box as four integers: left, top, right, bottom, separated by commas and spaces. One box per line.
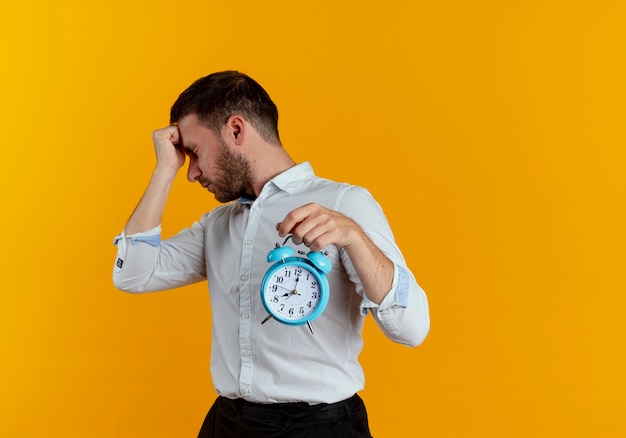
240, 274, 250, 282
241, 312, 250, 319
242, 351, 251, 358
244, 239, 253, 246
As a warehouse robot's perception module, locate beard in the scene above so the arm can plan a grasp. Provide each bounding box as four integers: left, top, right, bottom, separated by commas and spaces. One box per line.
203, 137, 253, 203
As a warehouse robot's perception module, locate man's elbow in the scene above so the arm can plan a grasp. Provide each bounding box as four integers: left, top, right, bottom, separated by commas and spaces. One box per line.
387, 316, 429, 348
400, 320, 430, 348
112, 273, 151, 294
380, 312, 430, 348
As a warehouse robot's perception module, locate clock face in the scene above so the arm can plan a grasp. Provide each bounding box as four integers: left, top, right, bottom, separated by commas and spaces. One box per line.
260, 259, 328, 326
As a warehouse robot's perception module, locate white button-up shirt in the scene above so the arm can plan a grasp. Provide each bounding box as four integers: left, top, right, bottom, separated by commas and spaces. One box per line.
113, 162, 429, 404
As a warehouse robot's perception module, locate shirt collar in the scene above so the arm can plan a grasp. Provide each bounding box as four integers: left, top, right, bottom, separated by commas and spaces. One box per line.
239, 162, 314, 205
267, 162, 315, 194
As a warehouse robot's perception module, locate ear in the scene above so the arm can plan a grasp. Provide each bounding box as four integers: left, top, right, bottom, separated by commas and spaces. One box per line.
224, 115, 245, 145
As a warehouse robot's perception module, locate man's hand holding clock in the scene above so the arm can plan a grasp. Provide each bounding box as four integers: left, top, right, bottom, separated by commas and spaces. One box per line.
276, 203, 395, 306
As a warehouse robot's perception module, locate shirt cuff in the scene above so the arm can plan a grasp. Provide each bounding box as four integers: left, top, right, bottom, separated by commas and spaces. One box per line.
113, 226, 162, 273
113, 226, 162, 247
359, 264, 410, 316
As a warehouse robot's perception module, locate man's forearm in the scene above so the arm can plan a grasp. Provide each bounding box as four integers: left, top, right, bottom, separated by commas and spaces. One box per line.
344, 228, 394, 305
124, 167, 177, 235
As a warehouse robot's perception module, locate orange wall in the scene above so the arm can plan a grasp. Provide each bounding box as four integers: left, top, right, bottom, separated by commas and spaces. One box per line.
1, 1, 625, 436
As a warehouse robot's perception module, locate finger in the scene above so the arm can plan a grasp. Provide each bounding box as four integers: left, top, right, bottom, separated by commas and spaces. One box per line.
292, 215, 331, 249
168, 125, 181, 144
300, 226, 328, 250
156, 127, 177, 144
277, 204, 316, 237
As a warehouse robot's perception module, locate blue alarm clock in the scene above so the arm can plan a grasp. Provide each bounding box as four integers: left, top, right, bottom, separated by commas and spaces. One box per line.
260, 236, 332, 334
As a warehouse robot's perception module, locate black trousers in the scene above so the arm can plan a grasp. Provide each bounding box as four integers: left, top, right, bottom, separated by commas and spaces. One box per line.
198, 393, 373, 438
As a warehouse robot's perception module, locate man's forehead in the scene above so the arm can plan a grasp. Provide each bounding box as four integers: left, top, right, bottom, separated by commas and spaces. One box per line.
177, 114, 216, 146
176, 113, 202, 129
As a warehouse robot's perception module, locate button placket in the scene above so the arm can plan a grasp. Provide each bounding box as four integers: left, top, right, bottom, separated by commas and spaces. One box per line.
237, 201, 262, 397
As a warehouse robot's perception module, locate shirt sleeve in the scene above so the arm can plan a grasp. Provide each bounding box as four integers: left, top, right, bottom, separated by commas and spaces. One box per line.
112, 222, 207, 293
336, 186, 430, 347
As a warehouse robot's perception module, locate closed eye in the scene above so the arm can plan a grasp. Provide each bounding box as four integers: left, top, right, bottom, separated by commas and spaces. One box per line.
183, 144, 198, 158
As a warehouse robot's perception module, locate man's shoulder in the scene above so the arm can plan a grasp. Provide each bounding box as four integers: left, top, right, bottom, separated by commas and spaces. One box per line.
307, 174, 371, 198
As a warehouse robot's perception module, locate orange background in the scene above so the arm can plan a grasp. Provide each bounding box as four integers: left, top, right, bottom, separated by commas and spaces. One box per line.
1, 1, 625, 436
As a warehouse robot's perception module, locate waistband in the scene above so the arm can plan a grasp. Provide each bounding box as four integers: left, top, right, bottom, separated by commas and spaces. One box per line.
219, 393, 362, 422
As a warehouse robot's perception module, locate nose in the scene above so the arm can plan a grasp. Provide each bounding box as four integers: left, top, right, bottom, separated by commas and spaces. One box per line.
187, 157, 201, 182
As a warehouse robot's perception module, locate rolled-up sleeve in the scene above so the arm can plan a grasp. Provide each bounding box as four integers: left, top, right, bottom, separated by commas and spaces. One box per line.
360, 264, 430, 347
112, 222, 207, 293
337, 186, 430, 347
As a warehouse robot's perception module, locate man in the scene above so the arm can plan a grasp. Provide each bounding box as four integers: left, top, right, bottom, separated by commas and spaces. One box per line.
113, 71, 430, 437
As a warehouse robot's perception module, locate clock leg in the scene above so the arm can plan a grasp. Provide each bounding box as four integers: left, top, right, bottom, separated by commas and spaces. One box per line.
261, 314, 273, 325
306, 320, 315, 334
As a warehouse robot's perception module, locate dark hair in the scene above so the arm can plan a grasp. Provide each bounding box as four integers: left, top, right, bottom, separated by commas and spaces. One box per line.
170, 71, 281, 145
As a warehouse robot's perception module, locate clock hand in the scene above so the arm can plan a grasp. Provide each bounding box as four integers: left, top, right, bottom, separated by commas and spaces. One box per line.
275, 285, 293, 293
284, 289, 301, 300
